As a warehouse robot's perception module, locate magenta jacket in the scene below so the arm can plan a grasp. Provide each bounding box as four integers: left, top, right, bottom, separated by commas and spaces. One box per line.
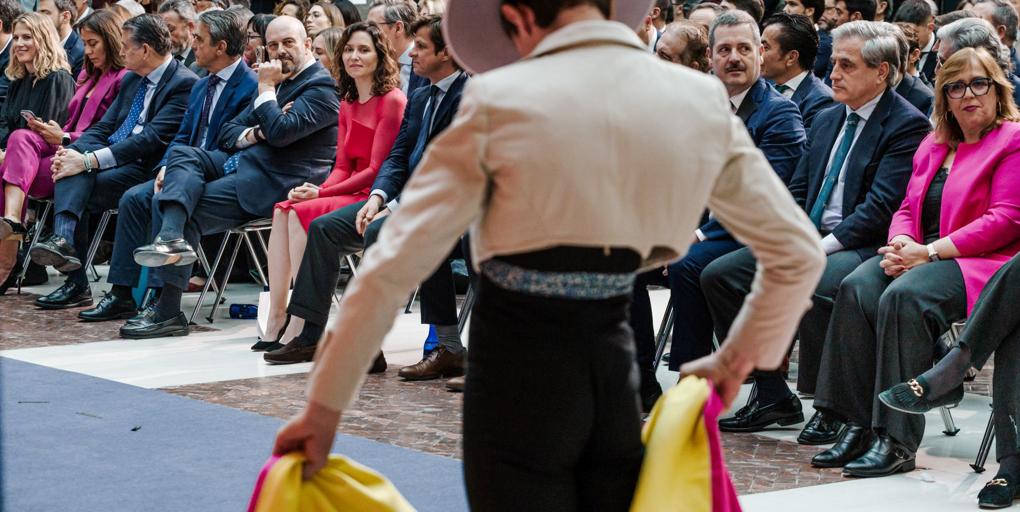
63, 67, 128, 142
888, 121, 1020, 313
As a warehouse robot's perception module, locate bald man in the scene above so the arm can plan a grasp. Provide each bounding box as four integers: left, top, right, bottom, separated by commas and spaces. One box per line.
123, 16, 340, 339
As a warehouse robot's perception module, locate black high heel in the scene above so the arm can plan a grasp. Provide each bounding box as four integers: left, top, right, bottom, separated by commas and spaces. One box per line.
251, 315, 291, 352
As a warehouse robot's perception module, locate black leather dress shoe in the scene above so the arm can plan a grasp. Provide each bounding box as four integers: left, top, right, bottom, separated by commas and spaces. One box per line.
879, 376, 964, 415
78, 293, 138, 322
811, 423, 875, 468
34, 280, 93, 309
978, 474, 1020, 509
264, 342, 317, 365
119, 312, 190, 339
719, 394, 804, 433
133, 238, 197, 268
640, 369, 663, 413
30, 234, 82, 272
126, 302, 158, 325
798, 411, 847, 445
843, 435, 916, 477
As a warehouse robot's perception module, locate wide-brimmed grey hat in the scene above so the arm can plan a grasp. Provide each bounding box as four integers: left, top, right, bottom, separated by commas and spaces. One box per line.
442, 0, 656, 74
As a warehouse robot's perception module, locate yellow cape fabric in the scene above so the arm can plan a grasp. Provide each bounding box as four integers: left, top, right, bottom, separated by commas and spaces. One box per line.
630, 375, 712, 512
253, 453, 416, 512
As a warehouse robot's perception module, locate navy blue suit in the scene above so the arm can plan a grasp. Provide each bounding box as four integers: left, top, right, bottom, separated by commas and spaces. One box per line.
1010, 73, 1020, 107
919, 49, 938, 87
63, 29, 84, 80
407, 71, 429, 94
108, 60, 259, 289
0, 39, 10, 106
814, 29, 832, 79
152, 61, 339, 289
791, 73, 835, 132
57, 57, 198, 282
895, 73, 933, 115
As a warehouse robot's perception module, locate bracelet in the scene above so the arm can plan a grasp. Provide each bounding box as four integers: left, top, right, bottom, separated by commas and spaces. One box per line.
83, 152, 93, 173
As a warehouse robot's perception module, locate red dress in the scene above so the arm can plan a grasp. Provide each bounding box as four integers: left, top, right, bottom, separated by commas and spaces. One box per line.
275, 88, 407, 230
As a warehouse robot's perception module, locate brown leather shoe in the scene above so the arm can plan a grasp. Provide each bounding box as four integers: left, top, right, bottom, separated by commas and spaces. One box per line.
398, 346, 465, 381
264, 342, 317, 365
446, 375, 465, 392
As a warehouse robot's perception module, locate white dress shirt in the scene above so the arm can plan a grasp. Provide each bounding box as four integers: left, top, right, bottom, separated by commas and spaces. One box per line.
818, 90, 884, 254
95, 55, 173, 169
729, 86, 751, 113
198, 58, 242, 148
398, 43, 413, 94
778, 71, 809, 99
917, 36, 935, 76
370, 70, 464, 212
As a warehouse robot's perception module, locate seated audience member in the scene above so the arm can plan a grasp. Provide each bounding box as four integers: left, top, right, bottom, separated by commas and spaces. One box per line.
702, 20, 930, 439
274, 0, 308, 20
303, 0, 342, 39
71, 0, 91, 30
310, 25, 340, 75
887, 22, 934, 113
628, 9, 807, 411
243, 12, 273, 66
971, 0, 1020, 73
782, 0, 832, 80
226, 5, 254, 29
159, 0, 205, 77
366, 0, 423, 93
812, 47, 1020, 478
265, 15, 467, 369
762, 13, 835, 130
334, 0, 360, 26
822, 0, 878, 81
937, 17, 1020, 105
935, 8, 976, 32
722, 0, 765, 23
36, 0, 83, 77
125, 16, 338, 338
196, 0, 228, 13
0, 0, 24, 108
895, 22, 925, 78
0, 10, 124, 287
688, 2, 723, 31
0, 12, 74, 282
655, 20, 710, 71
28, 14, 198, 309
74, 9, 257, 323
894, 0, 937, 85
255, 22, 405, 351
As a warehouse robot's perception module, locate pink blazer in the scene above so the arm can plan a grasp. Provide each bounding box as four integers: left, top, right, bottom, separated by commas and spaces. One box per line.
63, 67, 128, 142
889, 121, 1020, 313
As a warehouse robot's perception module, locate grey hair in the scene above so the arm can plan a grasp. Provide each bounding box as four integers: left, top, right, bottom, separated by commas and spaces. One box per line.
200, 8, 245, 56
368, 0, 415, 36
938, 17, 1012, 72
879, 21, 909, 82
709, 10, 761, 48
973, 0, 1019, 44
158, 0, 197, 22
832, 20, 902, 87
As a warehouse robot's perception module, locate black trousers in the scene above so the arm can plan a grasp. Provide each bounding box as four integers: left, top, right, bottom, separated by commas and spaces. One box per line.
953, 254, 1020, 460
701, 246, 867, 395
286, 200, 463, 328
107, 179, 160, 288
813, 256, 966, 452
463, 274, 643, 511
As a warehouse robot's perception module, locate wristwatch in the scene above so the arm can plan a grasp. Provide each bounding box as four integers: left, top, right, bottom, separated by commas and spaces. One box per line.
60, 134, 71, 146
927, 243, 941, 262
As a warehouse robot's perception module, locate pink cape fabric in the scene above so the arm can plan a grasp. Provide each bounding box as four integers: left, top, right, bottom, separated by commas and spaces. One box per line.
705, 384, 741, 512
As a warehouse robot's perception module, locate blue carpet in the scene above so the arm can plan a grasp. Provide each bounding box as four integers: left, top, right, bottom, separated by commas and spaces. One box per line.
0, 357, 468, 512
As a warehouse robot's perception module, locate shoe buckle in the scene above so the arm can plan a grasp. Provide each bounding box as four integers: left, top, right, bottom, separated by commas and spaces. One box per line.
907, 379, 924, 398
988, 478, 1010, 487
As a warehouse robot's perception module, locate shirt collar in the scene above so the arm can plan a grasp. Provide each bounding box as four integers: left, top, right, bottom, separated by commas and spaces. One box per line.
922, 36, 935, 54
432, 70, 461, 93
60, 31, 70, 47
293, 57, 316, 78
144, 55, 174, 85
845, 89, 883, 122
729, 85, 752, 111
781, 70, 809, 93
215, 57, 242, 82
399, 43, 414, 65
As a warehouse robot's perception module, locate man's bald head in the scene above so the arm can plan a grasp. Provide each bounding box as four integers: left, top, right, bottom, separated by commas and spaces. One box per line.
266, 14, 312, 76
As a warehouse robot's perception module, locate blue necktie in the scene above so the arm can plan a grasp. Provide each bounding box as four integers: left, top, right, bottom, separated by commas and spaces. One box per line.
809, 113, 861, 227
195, 74, 223, 148
108, 78, 151, 145
408, 85, 440, 171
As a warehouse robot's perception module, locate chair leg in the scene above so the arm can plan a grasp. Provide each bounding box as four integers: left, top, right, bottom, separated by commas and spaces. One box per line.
941, 406, 961, 436
16, 201, 52, 293
242, 233, 268, 288
458, 282, 475, 335
195, 245, 220, 296
84, 210, 114, 282
653, 307, 675, 370
344, 254, 359, 278
972, 406, 996, 473
190, 233, 232, 324
404, 286, 418, 314
207, 235, 243, 323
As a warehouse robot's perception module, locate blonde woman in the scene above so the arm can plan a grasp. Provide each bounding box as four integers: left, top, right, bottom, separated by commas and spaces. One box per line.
0, 12, 75, 285
311, 26, 343, 80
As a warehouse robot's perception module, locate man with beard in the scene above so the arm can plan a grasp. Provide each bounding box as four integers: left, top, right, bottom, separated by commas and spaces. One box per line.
159, 0, 206, 77
125, 15, 338, 338
36, 0, 83, 77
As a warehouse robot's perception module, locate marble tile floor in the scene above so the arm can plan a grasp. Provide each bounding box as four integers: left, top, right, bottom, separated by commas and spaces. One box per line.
0, 271, 1006, 509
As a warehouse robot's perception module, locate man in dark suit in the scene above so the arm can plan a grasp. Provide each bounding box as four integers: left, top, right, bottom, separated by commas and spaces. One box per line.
884, 22, 935, 114
367, 0, 427, 94
0, 0, 23, 107
75, 10, 258, 323
972, 0, 1020, 73
823, 0, 877, 83
37, 0, 83, 77
123, 16, 339, 338
894, 0, 937, 86
31, 14, 198, 309
159, 0, 207, 77
626, 10, 806, 412
763, 13, 835, 131
701, 21, 930, 444
265, 16, 469, 366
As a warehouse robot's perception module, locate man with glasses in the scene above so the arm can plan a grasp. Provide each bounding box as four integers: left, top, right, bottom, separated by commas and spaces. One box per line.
366, 0, 426, 93
31, 14, 198, 310
936, 17, 1020, 105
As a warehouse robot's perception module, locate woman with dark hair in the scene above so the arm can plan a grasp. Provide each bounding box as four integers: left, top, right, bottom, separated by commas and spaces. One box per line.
304, 0, 344, 39
273, 0, 309, 20
244, 13, 275, 66
254, 22, 406, 350
0, 12, 83, 284
333, 0, 361, 26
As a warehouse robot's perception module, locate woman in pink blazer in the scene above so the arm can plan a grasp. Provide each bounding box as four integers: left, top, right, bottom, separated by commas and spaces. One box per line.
0, 10, 126, 284
809, 47, 1020, 479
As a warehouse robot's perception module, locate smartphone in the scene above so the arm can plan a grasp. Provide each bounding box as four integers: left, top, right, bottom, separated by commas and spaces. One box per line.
255, 46, 266, 65
20, 110, 37, 123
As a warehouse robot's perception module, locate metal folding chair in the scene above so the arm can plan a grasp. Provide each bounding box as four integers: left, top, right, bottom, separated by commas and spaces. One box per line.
83, 208, 117, 282
189, 218, 272, 323
15, 198, 52, 293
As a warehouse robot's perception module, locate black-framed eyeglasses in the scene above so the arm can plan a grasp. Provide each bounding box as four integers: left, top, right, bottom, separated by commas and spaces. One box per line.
944, 77, 993, 99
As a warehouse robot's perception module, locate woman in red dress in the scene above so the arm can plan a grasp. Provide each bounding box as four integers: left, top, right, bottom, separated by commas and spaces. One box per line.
261, 22, 406, 346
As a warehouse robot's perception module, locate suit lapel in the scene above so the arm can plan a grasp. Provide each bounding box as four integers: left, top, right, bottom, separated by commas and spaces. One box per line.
429, 73, 468, 140
735, 84, 758, 126
792, 75, 812, 104
145, 59, 179, 122
276, 62, 321, 103
840, 90, 891, 214
206, 63, 247, 148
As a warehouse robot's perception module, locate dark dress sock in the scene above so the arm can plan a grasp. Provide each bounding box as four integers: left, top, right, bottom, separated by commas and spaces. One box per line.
54, 212, 77, 241
917, 345, 972, 398
155, 283, 183, 322
754, 372, 794, 404
110, 284, 134, 301
157, 203, 188, 241
294, 321, 325, 347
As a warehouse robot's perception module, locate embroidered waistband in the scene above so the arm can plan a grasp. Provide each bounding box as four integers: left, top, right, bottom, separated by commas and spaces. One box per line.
480, 259, 636, 300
